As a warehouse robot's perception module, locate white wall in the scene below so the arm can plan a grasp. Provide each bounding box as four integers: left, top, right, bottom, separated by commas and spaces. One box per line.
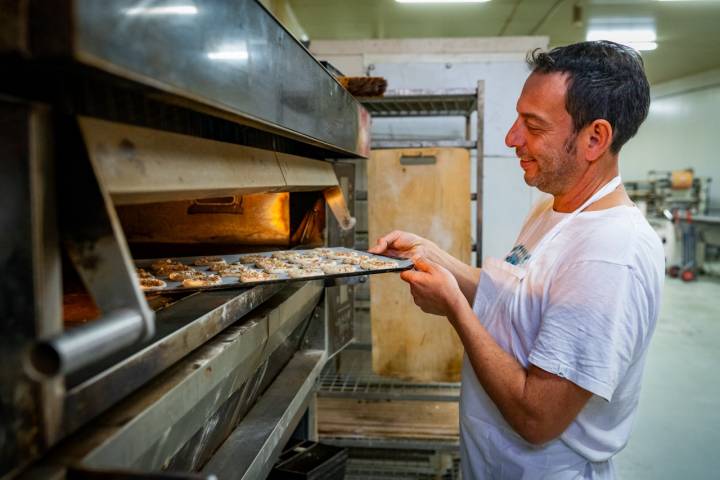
621, 68, 720, 213
312, 37, 548, 262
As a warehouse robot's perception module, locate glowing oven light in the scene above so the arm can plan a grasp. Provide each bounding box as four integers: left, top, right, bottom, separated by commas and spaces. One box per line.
268, 193, 290, 236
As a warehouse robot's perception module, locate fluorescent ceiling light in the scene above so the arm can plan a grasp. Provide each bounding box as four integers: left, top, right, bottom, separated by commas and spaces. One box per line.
396, 0, 491, 4
124, 5, 198, 15
624, 41, 658, 51
587, 18, 657, 51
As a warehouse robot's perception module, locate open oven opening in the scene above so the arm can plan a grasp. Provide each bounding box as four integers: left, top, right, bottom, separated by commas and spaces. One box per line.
59, 190, 328, 389
117, 191, 326, 258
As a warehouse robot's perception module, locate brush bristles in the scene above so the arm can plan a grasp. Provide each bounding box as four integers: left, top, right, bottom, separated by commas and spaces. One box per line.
338, 77, 388, 98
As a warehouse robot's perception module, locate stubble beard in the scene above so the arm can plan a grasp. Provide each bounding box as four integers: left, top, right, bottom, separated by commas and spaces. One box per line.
526, 133, 580, 195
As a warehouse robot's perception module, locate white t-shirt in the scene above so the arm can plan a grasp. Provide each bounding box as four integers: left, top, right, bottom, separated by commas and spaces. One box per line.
460, 198, 665, 479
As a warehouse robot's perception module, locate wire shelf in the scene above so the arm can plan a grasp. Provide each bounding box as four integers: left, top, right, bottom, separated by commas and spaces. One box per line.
322, 436, 459, 451
371, 139, 476, 150
317, 372, 460, 401
343, 446, 461, 480
361, 89, 477, 117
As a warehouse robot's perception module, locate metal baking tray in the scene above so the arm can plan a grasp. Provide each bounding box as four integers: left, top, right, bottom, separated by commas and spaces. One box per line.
135, 247, 413, 293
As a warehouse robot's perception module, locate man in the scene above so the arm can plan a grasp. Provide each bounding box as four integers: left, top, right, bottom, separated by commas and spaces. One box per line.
369, 41, 664, 479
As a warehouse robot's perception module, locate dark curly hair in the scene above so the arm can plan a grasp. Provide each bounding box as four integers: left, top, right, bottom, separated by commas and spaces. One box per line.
528, 41, 650, 154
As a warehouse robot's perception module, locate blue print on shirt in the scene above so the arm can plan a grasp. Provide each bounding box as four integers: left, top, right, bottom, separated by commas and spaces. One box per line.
505, 245, 530, 266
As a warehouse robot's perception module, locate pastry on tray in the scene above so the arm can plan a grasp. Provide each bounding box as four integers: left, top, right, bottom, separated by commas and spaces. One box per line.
140, 277, 167, 291
238, 270, 279, 283
151, 259, 191, 275
167, 269, 204, 281
360, 258, 398, 270
182, 274, 222, 288
287, 268, 323, 278
193, 256, 224, 266
320, 263, 357, 275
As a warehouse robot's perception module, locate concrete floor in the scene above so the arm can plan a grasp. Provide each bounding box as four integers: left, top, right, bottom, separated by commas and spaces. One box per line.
615, 276, 720, 479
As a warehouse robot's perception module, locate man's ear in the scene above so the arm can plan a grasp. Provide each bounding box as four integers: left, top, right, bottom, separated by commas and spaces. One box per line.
582, 119, 613, 162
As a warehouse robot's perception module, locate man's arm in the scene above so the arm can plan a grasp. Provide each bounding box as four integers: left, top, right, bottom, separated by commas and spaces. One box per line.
450, 298, 592, 444
402, 257, 592, 445
369, 230, 481, 303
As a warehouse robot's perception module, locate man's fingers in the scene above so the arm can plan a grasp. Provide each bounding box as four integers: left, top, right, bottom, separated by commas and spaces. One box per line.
411, 255, 434, 273
367, 238, 386, 254
401, 267, 432, 284
368, 230, 403, 254
402, 263, 437, 285
400, 269, 419, 283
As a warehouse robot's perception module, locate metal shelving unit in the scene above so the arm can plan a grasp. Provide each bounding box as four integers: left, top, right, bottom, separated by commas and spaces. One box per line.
315, 88, 485, 475
360, 85, 485, 264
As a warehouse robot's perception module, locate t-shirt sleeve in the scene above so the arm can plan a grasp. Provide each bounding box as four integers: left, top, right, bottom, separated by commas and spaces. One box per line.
528, 260, 649, 401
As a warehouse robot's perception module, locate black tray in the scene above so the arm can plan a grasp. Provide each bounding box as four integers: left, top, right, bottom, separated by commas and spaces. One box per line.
269, 441, 347, 480
135, 247, 413, 293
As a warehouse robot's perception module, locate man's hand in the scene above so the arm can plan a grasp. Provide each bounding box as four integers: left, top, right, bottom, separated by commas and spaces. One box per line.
400, 256, 467, 317
370, 230, 481, 304
368, 230, 431, 259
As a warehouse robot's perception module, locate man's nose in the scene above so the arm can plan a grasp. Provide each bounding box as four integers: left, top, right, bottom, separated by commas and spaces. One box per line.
505, 118, 523, 148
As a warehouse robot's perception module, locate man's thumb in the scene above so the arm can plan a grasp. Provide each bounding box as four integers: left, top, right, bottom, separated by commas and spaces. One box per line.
412, 255, 433, 273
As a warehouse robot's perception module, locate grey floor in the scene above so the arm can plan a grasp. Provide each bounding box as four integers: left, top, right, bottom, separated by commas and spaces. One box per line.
615, 276, 720, 479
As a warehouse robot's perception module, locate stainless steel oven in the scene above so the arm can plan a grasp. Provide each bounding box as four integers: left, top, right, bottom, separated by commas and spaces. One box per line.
0, 1, 369, 478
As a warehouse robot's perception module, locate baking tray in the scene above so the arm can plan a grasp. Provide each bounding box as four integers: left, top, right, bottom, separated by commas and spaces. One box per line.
135, 247, 413, 293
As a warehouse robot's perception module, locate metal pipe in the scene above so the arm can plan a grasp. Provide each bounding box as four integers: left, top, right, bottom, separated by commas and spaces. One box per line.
29, 308, 146, 378
476, 81, 485, 267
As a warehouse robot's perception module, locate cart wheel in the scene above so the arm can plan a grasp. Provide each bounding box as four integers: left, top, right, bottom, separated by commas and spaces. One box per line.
681, 270, 696, 282
668, 266, 680, 278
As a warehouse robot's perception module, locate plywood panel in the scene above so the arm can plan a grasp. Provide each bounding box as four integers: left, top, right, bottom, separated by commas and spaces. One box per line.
368, 148, 470, 382
317, 397, 459, 441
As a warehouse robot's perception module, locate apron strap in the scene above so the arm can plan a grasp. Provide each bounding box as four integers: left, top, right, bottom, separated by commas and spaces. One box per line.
529, 175, 622, 262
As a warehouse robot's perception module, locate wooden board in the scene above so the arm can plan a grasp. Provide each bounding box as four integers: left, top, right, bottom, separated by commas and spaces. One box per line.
317, 397, 459, 441
368, 148, 470, 382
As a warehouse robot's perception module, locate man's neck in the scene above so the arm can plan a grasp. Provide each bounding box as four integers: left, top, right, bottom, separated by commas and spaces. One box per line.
552, 165, 619, 213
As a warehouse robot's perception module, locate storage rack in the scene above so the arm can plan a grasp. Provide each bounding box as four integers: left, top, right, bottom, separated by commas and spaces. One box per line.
320, 84, 485, 385
317, 87, 484, 478
360, 86, 485, 263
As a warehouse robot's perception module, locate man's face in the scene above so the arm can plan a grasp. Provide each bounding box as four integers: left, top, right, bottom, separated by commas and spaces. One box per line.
505, 72, 582, 195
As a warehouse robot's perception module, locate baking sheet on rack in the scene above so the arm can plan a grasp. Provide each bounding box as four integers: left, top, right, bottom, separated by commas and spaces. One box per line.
135, 247, 414, 293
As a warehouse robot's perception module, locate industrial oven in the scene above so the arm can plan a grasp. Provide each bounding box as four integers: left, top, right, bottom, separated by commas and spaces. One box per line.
0, 1, 370, 478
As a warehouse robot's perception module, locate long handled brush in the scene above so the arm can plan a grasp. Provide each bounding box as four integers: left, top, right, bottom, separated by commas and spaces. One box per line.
337, 76, 388, 98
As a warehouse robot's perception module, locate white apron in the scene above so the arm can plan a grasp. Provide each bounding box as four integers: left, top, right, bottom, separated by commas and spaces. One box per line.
460, 176, 623, 480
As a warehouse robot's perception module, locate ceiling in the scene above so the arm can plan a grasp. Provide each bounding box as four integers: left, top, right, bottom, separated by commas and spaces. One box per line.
286, 0, 720, 84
